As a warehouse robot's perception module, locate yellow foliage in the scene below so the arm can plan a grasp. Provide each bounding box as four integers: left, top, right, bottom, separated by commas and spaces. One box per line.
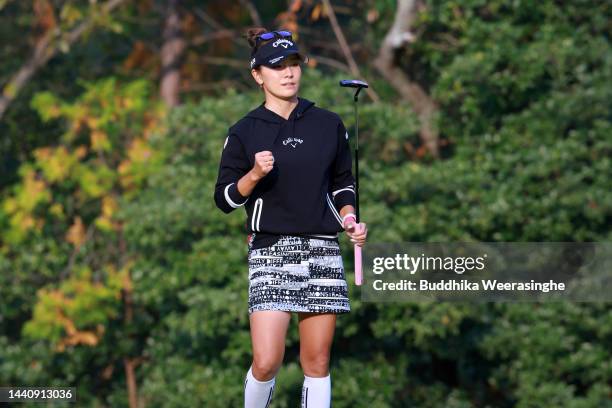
49, 300, 106, 352
85, 116, 99, 130
49, 203, 64, 218
75, 145, 87, 159
65, 106, 90, 140
22, 168, 51, 211
102, 195, 118, 217
128, 138, 152, 162
91, 130, 111, 151
77, 165, 114, 199
23, 263, 132, 351
1, 168, 51, 243
59, 3, 82, 26
95, 217, 113, 231
117, 162, 131, 188
34, 146, 75, 182
95, 195, 120, 232
3, 197, 17, 213
4, 78, 159, 247
33, 147, 51, 160
33, 145, 87, 185
122, 97, 134, 110
118, 137, 157, 189
20, 214, 36, 230
66, 216, 86, 247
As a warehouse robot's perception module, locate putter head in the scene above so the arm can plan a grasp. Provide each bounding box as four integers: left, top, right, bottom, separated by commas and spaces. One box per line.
339, 79, 369, 88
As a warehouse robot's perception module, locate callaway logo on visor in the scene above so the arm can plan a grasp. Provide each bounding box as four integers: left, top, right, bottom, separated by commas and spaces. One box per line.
272, 39, 293, 48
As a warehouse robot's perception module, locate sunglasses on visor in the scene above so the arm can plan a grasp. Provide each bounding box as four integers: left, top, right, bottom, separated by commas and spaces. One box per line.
255, 30, 293, 45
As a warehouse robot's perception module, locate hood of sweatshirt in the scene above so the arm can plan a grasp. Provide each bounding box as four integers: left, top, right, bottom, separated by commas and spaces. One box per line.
245, 97, 316, 148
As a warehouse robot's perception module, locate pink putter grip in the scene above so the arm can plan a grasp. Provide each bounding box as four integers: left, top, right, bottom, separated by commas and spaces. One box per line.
354, 244, 362, 286
353, 223, 363, 286
344, 215, 363, 286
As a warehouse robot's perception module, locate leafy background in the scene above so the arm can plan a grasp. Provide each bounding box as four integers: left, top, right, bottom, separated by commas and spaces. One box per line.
1, 0, 610, 406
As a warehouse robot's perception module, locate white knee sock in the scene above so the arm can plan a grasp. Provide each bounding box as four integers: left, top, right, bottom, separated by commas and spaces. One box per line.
301, 373, 331, 408
244, 365, 276, 408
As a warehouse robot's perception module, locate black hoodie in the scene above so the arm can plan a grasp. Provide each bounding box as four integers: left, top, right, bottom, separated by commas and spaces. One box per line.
213, 97, 356, 249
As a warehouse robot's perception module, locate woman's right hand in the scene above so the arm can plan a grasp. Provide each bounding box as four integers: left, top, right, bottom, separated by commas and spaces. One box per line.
252, 150, 275, 180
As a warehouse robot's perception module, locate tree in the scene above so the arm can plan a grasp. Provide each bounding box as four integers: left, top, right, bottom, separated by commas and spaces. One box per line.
0, 0, 128, 121
374, 0, 439, 158
160, 0, 186, 107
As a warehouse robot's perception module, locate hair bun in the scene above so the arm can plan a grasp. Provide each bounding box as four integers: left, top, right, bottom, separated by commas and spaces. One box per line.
245, 27, 269, 49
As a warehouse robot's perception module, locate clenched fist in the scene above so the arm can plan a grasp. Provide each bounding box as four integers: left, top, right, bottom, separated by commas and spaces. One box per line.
252, 150, 275, 180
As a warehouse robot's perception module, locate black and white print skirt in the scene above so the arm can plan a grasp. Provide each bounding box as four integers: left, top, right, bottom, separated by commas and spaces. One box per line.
247, 235, 351, 314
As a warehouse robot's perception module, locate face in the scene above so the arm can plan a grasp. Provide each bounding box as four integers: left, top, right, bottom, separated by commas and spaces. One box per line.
251, 55, 302, 100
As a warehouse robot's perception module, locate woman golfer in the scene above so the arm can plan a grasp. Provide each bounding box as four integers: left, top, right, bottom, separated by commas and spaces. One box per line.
214, 27, 367, 407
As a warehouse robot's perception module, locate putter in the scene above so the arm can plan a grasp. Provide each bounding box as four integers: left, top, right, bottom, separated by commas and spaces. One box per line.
339, 79, 368, 286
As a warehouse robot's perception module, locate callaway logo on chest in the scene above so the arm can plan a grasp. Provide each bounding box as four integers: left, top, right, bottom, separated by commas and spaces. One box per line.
282, 137, 303, 148
272, 39, 294, 49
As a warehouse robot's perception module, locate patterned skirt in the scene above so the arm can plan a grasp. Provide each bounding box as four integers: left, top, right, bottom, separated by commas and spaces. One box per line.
247, 235, 351, 314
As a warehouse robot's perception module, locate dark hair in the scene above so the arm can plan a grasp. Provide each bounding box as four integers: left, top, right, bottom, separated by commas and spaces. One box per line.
245, 27, 270, 55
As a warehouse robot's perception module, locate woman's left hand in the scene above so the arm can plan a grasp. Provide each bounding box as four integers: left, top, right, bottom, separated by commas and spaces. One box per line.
343, 216, 367, 247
